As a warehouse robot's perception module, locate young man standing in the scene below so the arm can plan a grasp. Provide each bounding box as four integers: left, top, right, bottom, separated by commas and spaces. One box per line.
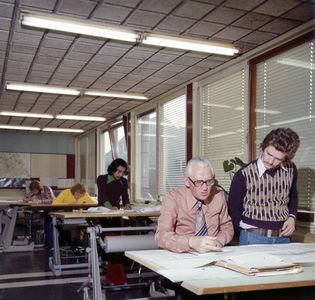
228, 128, 300, 245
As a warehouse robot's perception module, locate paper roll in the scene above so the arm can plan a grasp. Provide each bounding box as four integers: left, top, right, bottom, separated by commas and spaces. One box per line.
104, 234, 158, 253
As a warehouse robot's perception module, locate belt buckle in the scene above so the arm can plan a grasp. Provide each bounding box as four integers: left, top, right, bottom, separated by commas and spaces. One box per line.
267, 229, 272, 238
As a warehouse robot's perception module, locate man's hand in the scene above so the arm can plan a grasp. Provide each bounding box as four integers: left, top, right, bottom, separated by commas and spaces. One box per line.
188, 236, 223, 254
107, 205, 118, 210
25, 197, 38, 203
121, 205, 131, 210
281, 217, 295, 236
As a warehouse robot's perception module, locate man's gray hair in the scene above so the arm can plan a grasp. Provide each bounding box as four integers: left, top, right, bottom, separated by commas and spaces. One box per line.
184, 157, 215, 177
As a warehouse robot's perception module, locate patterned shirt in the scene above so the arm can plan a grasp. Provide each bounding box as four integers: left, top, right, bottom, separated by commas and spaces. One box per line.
26, 185, 55, 204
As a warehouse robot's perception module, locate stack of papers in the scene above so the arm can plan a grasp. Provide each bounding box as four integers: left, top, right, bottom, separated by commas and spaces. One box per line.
137, 205, 162, 212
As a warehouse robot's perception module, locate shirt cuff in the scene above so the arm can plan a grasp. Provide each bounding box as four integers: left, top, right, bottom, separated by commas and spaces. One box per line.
104, 201, 111, 208
289, 214, 296, 220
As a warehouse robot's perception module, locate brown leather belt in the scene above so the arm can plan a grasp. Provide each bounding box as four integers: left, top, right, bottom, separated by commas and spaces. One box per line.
245, 228, 282, 238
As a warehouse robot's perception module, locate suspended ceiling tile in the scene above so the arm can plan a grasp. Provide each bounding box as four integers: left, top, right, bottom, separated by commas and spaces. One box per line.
0, 29, 9, 42
33, 63, 56, 72
130, 67, 157, 77
10, 43, 38, 55
93, 3, 133, 23
41, 36, 74, 50
64, 50, 94, 62
195, 59, 224, 68
0, 2, 13, 17
162, 64, 188, 73
20, 0, 56, 11
72, 41, 103, 54
156, 16, 196, 33
239, 31, 277, 44
173, 1, 215, 19
126, 10, 166, 28
4, 73, 26, 81
232, 12, 274, 30
9, 52, 34, 63
0, 17, 11, 31
259, 18, 301, 34
6, 66, 29, 75
204, 6, 246, 25
281, 3, 314, 22
224, 0, 265, 11
12, 32, 42, 46
109, 65, 135, 74
139, 0, 182, 14
253, 0, 300, 17
172, 56, 202, 66
116, 57, 144, 68
49, 79, 72, 86
213, 26, 252, 40
0, 41, 6, 51
154, 70, 177, 79
187, 21, 225, 37
58, 0, 97, 18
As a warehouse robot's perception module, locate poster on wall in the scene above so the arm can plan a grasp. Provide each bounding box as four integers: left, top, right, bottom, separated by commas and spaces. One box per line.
0, 153, 31, 178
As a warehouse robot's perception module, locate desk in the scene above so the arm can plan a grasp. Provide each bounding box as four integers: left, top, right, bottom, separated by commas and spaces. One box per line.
0, 202, 96, 253
49, 210, 160, 299
0, 200, 34, 252
48, 210, 160, 276
125, 244, 315, 297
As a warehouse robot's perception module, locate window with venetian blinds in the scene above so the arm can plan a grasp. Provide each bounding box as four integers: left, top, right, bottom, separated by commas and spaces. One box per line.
255, 40, 315, 211
201, 70, 245, 194
159, 94, 186, 195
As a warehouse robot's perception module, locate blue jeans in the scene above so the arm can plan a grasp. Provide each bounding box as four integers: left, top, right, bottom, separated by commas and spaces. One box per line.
240, 229, 290, 245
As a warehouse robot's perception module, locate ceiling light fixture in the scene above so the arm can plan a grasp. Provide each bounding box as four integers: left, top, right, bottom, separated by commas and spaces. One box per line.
6, 82, 148, 100
84, 90, 148, 100
0, 125, 41, 131
6, 82, 80, 96
20, 11, 139, 43
0, 111, 54, 119
141, 33, 240, 56
20, 11, 241, 56
56, 114, 105, 121
42, 127, 84, 133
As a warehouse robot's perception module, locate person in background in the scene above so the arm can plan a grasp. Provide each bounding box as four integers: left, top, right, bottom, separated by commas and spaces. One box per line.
53, 182, 95, 254
228, 127, 300, 245
24, 180, 55, 250
97, 158, 131, 289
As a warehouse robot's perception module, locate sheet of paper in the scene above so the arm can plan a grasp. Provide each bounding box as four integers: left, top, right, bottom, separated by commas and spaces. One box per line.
224, 252, 283, 268
157, 258, 214, 269
159, 265, 243, 282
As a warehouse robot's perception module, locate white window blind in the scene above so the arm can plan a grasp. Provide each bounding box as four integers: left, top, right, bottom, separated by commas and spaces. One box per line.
137, 111, 156, 201
255, 40, 315, 210
201, 70, 245, 193
159, 94, 186, 195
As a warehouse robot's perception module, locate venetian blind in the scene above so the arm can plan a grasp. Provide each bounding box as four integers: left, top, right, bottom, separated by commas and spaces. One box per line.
159, 94, 186, 195
255, 40, 315, 210
201, 70, 245, 193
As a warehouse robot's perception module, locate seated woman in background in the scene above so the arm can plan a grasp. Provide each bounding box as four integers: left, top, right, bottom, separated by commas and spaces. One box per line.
53, 183, 95, 254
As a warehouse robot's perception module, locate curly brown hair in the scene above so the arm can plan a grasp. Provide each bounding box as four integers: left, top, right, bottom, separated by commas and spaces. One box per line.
260, 128, 300, 162
70, 183, 87, 195
29, 180, 43, 192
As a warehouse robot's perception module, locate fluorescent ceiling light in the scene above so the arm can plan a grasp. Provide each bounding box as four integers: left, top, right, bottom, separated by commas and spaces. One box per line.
255, 109, 281, 114
0, 111, 54, 119
0, 125, 40, 131
141, 33, 240, 56
20, 11, 241, 56
20, 11, 139, 42
6, 82, 80, 96
42, 127, 84, 133
276, 58, 314, 69
56, 115, 105, 121
85, 90, 148, 100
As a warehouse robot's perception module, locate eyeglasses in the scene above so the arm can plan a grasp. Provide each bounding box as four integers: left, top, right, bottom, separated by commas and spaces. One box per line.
116, 169, 126, 175
188, 177, 215, 187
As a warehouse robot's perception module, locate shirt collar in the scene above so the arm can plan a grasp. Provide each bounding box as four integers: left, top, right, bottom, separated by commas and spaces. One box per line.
107, 174, 123, 185
257, 155, 288, 177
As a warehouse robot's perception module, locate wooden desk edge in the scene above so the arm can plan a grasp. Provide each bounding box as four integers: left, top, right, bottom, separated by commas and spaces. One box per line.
50, 212, 160, 218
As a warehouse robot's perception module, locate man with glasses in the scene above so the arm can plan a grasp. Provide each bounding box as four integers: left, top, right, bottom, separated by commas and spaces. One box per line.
156, 157, 234, 254
228, 128, 300, 245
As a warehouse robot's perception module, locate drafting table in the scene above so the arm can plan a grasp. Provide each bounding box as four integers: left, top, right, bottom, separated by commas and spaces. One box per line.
48, 210, 160, 277
125, 244, 315, 297
0, 200, 35, 252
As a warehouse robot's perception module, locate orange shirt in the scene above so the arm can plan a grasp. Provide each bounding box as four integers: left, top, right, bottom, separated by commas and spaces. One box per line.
155, 186, 234, 253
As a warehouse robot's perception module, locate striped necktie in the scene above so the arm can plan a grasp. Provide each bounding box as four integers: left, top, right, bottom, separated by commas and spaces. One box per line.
195, 200, 207, 236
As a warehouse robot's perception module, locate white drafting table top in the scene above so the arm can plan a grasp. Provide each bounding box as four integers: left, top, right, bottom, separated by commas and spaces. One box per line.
125, 247, 315, 296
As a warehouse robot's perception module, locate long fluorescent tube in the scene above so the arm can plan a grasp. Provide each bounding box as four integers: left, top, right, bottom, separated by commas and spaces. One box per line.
6, 82, 80, 96
20, 11, 139, 42
141, 33, 240, 56
0, 125, 40, 131
84, 90, 148, 100
20, 11, 241, 56
42, 127, 84, 133
0, 111, 54, 119
56, 115, 105, 121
